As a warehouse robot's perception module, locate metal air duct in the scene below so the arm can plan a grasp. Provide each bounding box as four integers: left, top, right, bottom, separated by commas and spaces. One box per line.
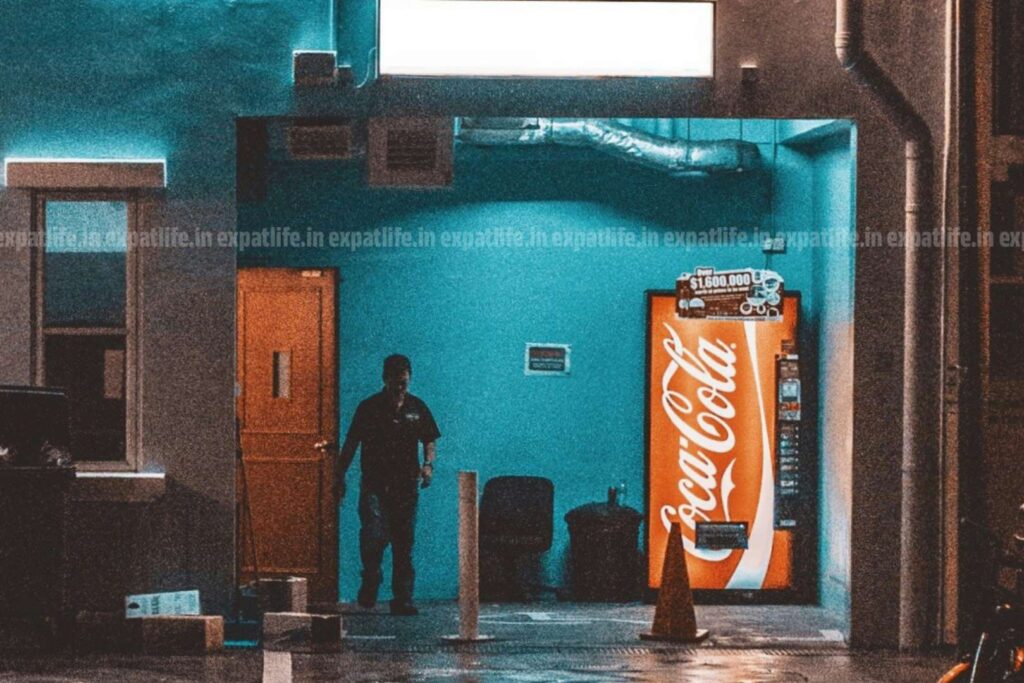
457, 118, 761, 177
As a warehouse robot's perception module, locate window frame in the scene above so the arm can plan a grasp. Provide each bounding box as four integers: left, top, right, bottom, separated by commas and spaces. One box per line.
31, 190, 142, 472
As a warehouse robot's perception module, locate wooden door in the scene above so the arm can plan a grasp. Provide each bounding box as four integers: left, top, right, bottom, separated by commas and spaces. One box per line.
236, 268, 338, 601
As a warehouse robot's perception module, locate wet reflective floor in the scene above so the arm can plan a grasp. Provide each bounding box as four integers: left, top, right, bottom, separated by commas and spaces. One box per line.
0, 604, 953, 682
0, 649, 954, 682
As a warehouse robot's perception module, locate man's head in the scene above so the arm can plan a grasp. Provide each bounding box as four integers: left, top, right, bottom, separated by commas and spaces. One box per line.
382, 354, 412, 402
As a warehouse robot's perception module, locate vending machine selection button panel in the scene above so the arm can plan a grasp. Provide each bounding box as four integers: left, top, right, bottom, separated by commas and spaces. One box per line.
775, 354, 802, 528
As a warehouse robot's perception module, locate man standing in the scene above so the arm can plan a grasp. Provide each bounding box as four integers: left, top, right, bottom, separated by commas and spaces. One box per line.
335, 354, 440, 616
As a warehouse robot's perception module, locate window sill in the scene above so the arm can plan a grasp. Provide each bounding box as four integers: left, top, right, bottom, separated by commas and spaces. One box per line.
73, 471, 166, 504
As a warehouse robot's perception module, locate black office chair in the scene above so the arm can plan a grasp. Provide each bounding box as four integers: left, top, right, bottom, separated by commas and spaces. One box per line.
479, 475, 554, 602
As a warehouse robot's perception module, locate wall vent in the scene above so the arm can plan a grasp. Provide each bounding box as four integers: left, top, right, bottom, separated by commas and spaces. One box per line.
386, 129, 438, 172
368, 118, 453, 188
287, 122, 353, 160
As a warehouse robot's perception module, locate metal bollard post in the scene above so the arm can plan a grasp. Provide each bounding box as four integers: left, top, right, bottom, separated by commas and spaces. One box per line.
441, 470, 493, 643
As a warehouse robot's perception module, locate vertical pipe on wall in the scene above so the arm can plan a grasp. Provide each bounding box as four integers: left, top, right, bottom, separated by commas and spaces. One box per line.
939, 0, 961, 645
836, 0, 941, 651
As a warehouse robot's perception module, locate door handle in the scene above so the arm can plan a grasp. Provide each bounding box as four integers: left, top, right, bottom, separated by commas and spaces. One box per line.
314, 440, 333, 453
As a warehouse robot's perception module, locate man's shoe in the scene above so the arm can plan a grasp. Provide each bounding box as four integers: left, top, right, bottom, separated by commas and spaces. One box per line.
357, 588, 377, 610
389, 601, 419, 616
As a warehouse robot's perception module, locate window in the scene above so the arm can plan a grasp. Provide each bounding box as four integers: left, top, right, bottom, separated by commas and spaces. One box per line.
990, 283, 1024, 379
990, 165, 1024, 279
989, 166, 1024, 380
994, 0, 1024, 135
378, 0, 715, 79
33, 194, 139, 469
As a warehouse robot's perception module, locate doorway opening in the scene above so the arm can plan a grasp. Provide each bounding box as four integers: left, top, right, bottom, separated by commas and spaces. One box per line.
235, 116, 857, 643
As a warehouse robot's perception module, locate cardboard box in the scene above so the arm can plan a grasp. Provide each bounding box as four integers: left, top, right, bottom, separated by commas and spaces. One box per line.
262, 612, 343, 648
257, 577, 308, 614
130, 615, 224, 655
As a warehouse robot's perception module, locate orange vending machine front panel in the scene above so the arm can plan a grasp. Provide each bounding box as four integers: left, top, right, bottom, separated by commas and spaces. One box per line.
646, 292, 799, 591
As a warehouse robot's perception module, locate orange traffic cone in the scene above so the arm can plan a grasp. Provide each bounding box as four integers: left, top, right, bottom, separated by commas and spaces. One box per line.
640, 522, 709, 643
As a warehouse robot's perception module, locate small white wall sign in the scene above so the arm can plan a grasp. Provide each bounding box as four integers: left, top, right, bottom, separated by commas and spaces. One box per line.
524, 343, 571, 376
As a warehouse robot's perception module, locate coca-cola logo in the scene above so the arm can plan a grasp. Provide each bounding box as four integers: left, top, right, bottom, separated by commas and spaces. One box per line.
657, 322, 739, 562
648, 292, 792, 591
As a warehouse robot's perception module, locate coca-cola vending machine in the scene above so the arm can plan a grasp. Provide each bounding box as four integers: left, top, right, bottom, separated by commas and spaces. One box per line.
645, 286, 810, 600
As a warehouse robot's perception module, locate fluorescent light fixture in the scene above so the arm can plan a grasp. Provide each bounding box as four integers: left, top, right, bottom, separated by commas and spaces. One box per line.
378, 0, 714, 78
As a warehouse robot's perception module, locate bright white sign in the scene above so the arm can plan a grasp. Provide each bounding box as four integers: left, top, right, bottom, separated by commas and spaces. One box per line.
379, 0, 714, 78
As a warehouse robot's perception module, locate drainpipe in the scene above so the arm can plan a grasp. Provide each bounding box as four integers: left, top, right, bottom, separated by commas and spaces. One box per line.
836, 0, 939, 651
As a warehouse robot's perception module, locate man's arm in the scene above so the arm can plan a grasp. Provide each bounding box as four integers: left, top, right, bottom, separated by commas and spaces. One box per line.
334, 405, 364, 501
418, 401, 441, 489
420, 441, 437, 488
333, 435, 358, 501
337, 434, 359, 479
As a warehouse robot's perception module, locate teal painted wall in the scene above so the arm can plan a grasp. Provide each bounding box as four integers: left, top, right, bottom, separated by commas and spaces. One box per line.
0, 0, 335, 614
774, 122, 858, 621
240, 118, 856, 602
810, 130, 857, 621
0, 0, 334, 196
336, 0, 376, 85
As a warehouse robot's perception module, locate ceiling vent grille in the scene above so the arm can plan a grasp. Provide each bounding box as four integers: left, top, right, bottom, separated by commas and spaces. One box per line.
386, 130, 438, 172
287, 122, 353, 160
368, 118, 453, 187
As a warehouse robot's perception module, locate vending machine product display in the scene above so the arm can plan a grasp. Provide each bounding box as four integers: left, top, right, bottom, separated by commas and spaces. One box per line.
645, 290, 805, 596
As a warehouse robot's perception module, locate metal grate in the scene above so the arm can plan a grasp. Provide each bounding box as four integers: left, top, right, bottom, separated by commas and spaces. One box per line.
367, 117, 453, 188
287, 124, 352, 160
386, 129, 439, 172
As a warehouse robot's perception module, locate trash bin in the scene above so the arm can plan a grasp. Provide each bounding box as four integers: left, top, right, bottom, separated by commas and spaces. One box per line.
0, 466, 75, 647
565, 501, 643, 601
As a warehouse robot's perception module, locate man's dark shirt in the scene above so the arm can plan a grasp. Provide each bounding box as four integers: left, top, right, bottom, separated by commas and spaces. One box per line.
346, 391, 440, 488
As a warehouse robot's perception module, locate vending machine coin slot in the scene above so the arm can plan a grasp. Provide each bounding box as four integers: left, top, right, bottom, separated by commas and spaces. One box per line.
695, 522, 750, 550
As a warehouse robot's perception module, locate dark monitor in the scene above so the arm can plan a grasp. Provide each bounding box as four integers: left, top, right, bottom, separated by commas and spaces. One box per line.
0, 385, 71, 466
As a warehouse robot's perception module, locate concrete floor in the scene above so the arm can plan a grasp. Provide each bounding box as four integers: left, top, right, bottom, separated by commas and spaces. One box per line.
0, 603, 954, 682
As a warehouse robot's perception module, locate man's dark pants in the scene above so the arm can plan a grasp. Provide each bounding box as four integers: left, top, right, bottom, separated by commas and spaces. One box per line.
358, 479, 419, 605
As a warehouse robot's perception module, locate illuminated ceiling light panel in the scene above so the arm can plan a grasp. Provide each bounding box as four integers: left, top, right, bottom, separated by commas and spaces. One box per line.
378, 0, 714, 78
